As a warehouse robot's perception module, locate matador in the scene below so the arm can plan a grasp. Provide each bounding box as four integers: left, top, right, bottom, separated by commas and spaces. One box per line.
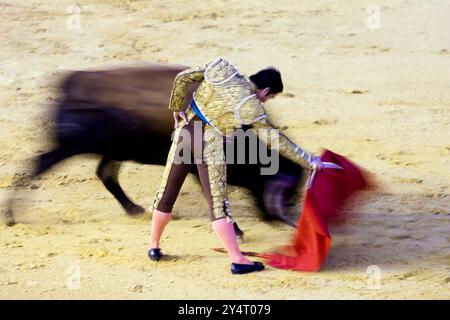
149, 57, 324, 274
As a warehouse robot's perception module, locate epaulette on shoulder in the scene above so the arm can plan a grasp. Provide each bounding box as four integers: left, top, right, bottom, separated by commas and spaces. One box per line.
204, 57, 239, 85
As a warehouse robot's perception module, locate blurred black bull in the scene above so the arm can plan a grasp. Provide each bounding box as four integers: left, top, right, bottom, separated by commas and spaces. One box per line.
5, 63, 307, 234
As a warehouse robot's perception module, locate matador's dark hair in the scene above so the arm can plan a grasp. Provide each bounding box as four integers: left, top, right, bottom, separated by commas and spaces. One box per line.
249, 68, 283, 95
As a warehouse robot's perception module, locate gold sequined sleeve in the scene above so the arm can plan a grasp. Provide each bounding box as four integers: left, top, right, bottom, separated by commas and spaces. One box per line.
168, 64, 207, 111
252, 116, 314, 169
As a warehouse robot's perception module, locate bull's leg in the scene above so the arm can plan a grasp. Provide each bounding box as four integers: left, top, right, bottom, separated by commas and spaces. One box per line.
5, 148, 75, 226
233, 222, 244, 239
96, 157, 145, 216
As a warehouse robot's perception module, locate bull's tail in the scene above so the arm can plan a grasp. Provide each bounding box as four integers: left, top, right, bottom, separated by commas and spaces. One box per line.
4, 201, 16, 226
3, 174, 27, 226
4, 148, 76, 226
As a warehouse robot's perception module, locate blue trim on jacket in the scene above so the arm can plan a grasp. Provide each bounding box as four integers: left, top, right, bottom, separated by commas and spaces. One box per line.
190, 99, 210, 125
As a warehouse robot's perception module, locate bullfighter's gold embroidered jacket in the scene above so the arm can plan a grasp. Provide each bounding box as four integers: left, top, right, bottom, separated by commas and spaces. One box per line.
168, 57, 315, 169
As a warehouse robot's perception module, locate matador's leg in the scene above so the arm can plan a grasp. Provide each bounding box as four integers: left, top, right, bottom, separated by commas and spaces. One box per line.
149, 120, 193, 253
199, 127, 252, 264
198, 126, 233, 222
150, 121, 193, 213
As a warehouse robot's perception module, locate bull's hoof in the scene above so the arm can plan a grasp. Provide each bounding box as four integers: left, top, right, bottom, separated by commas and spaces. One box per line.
5, 209, 16, 226
233, 224, 245, 243
233, 222, 244, 236
125, 204, 146, 216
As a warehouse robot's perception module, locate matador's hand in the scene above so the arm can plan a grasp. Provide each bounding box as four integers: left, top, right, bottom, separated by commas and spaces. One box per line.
173, 111, 189, 128
309, 155, 325, 171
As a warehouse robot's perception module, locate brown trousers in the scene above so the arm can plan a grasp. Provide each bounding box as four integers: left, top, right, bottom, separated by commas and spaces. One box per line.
152, 115, 232, 221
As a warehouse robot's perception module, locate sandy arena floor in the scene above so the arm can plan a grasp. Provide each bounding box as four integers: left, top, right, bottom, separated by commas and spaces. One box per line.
0, 0, 449, 299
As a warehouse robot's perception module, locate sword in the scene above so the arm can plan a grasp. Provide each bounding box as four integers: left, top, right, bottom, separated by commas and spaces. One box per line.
307, 162, 344, 189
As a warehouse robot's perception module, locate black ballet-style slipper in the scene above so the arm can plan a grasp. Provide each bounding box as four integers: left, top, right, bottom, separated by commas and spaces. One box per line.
231, 261, 265, 275
148, 248, 163, 261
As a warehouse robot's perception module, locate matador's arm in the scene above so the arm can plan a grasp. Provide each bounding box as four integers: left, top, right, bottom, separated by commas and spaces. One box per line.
168, 64, 207, 111
251, 116, 315, 170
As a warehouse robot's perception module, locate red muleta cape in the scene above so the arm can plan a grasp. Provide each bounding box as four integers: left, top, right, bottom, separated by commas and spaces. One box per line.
265, 149, 368, 271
